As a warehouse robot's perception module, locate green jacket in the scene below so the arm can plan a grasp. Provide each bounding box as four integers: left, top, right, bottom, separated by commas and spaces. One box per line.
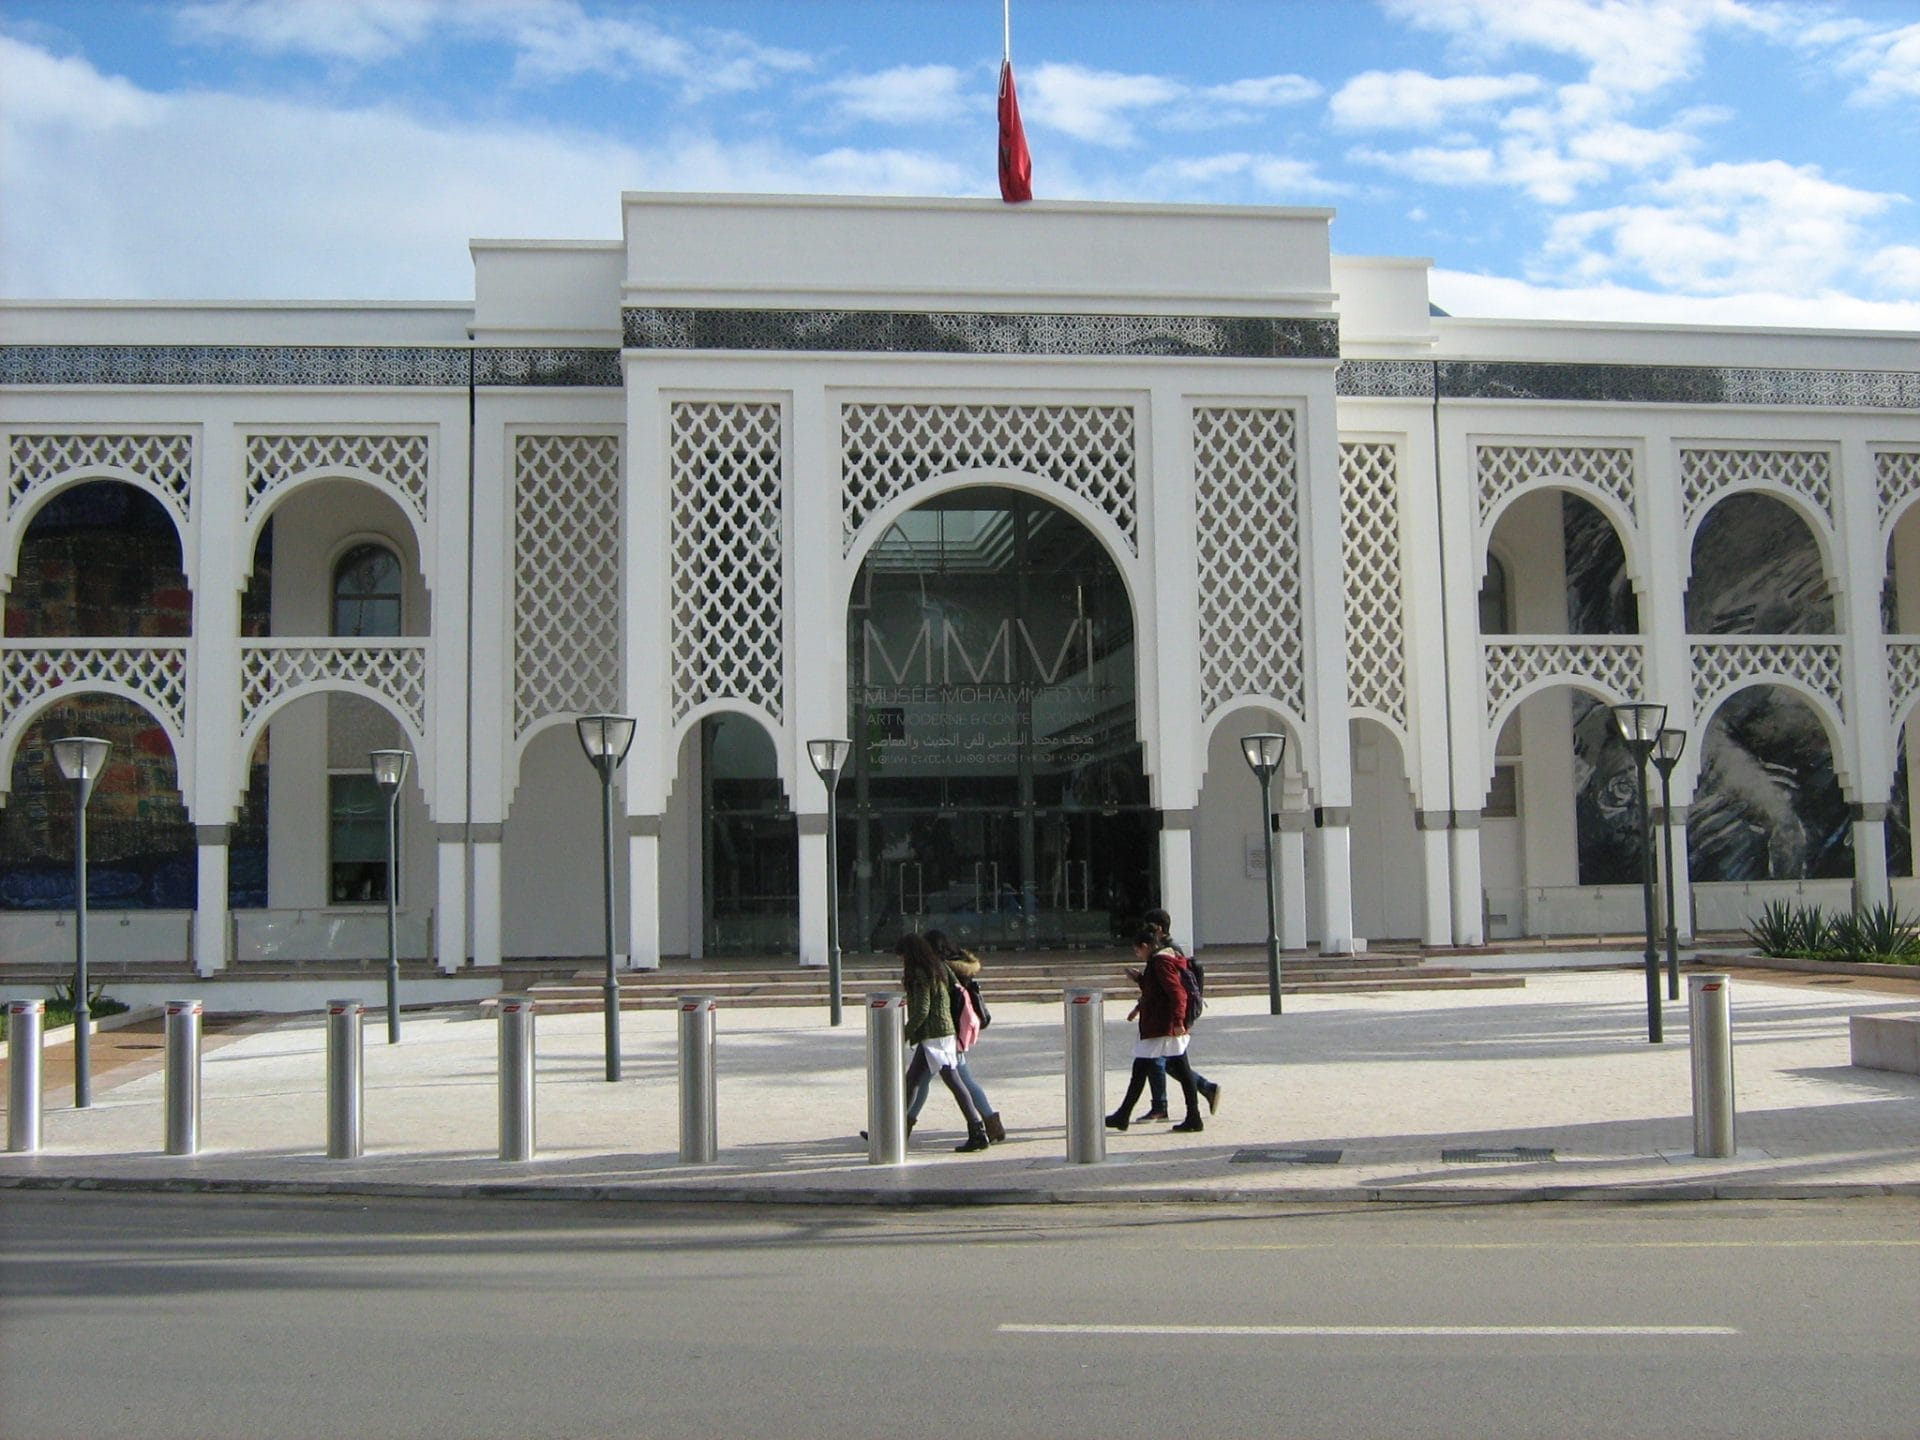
904, 963, 956, 1044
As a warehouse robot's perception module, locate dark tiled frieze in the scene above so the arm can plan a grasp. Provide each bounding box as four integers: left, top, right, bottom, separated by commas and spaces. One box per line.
0, 345, 622, 387
622, 306, 1343, 359
1338, 358, 1919, 408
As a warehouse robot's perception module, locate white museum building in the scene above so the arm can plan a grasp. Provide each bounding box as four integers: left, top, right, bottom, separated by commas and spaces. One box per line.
3, 191, 1919, 976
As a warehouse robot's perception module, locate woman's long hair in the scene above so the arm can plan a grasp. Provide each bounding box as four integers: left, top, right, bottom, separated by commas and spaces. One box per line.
923, 928, 964, 964
896, 932, 945, 992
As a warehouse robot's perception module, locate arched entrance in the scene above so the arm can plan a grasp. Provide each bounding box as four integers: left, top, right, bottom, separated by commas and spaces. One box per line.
842, 486, 1150, 950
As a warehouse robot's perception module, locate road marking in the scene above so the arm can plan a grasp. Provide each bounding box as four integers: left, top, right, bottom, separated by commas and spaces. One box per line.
1001, 1323, 1739, 1337
1190, 1240, 1920, 1252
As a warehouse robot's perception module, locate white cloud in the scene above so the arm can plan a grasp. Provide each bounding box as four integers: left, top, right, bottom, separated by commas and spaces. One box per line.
1382, 0, 1779, 97
818, 65, 969, 126
174, 0, 812, 99
1831, 21, 1920, 104
1349, 144, 1501, 186
1541, 160, 1903, 295
1144, 152, 1347, 198
1202, 75, 1322, 109
1431, 267, 1920, 329
1026, 62, 1181, 146
0, 36, 954, 299
1870, 245, 1920, 296
1329, 70, 1544, 130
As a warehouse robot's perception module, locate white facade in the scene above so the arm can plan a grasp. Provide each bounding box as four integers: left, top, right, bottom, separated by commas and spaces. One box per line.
3, 193, 1918, 970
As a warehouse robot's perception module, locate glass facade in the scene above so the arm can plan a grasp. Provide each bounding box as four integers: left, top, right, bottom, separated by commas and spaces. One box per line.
842, 487, 1153, 951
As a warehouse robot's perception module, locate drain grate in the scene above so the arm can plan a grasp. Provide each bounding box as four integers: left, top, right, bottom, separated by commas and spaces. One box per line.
1232, 1147, 1343, 1166
1441, 1146, 1555, 1164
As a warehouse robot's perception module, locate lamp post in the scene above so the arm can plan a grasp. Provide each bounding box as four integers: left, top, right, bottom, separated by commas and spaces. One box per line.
51, 736, 110, 1108
1651, 726, 1688, 1002
807, 738, 852, 1028
1240, 732, 1287, 1015
577, 714, 637, 1081
369, 749, 411, 1045
1610, 701, 1667, 1043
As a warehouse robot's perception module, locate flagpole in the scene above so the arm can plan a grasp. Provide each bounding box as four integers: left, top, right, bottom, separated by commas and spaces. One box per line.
1004, 0, 1011, 62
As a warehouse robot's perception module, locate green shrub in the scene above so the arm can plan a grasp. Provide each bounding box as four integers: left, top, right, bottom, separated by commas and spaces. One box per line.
1746, 899, 1920, 964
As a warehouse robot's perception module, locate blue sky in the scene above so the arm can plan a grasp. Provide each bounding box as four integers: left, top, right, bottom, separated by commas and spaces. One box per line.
2, 0, 1917, 328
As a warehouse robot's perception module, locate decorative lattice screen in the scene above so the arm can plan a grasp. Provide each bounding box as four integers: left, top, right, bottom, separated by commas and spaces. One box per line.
1691, 638, 1845, 720
1340, 441, 1405, 731
245, 433, 430, 524
1476, 444, 1635, 528
1681, 448, 1833, 530
1194, 407, 1303, 721
1889, 640, 1920, 730
513, 434, 621, 740
670, 402, 784, 723
1483, 640, 1643, 735
6, 432, 194, 528
841, 402, 1136, 553
1, 643, 189, 739
238, 640, 427, 737
1876, 450, 1920, 537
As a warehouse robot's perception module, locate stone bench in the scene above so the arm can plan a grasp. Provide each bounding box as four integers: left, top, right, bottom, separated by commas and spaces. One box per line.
1850, 1014, 1920, 1076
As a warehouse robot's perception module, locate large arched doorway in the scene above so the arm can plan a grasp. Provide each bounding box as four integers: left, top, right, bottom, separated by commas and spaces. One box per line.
842, 487, 1150, 950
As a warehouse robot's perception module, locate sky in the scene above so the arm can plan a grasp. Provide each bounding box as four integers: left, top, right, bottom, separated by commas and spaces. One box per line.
2, 0, 1918, 329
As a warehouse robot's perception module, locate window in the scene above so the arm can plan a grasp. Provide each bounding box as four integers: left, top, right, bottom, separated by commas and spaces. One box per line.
329, 774, 392, 904
332, 542, 402, 637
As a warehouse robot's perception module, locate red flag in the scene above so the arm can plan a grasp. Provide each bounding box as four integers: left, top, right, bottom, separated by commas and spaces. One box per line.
998, 59, 1032, 203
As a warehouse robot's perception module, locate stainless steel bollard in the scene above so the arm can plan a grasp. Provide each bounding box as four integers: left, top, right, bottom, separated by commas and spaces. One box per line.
497, 995, 536, 1162
8, 999, 45, 1153
1689, 973, 1735, 1158
677, 996, 718, 1164
164, 998, 202, 1156
865, 992, 907, 1165
1064, 987, 1105, 1164
326, 998, 364, 1160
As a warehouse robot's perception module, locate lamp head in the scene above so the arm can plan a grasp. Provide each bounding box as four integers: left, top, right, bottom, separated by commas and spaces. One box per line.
1610, 700, 1666, 754
369, 748, 412, 794
807, 737, 852, 783
51, 736, 111, 786
1653, 726, 1687, 771
575, 714, 637, 770
1239, 732, 1286, 780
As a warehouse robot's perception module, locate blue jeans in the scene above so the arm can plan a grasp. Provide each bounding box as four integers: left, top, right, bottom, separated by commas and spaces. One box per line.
906, 1050, 993, 1122
1148, 1056, 1211, 1113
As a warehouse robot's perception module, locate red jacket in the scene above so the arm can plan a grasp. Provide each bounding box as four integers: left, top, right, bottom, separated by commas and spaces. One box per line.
1134, 949, 1190, 1038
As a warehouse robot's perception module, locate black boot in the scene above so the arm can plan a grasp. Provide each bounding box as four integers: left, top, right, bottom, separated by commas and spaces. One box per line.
956, 1125, 990, 1152
1105, 1111, 1129, 1131
984, 1112, 1006, 1142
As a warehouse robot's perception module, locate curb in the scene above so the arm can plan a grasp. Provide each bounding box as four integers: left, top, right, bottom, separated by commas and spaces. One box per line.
2, 1172, 1915, 1208
0, 1004, 164, 1061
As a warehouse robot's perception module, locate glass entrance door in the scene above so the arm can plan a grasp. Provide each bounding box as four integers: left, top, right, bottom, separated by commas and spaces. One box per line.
841, 485, 1156, 952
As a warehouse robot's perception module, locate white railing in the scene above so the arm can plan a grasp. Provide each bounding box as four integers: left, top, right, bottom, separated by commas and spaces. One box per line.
233, 908, 434, 963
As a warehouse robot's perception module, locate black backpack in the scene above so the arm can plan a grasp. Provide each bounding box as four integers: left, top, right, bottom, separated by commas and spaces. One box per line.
1177, 957, 1204, 1026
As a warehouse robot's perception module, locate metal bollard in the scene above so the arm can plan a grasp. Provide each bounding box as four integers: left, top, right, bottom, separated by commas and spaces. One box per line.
497, 995, 536, 1162
865, 992, 907, 1165
164, 998, 202, 1156
1064, 987, 1105, 1164
326, 998, 364, 1159
1689, 973, 1736, 1158
8, 999, 45, 1153
677, 996, 718, 1164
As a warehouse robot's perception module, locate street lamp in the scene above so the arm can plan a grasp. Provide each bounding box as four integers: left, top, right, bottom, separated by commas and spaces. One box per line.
51, 736, 110, 1108
369, 749, 411, 1045
1240, 732, 1287, 1015
576, 714, 637, 1081
1610, 700, 1667, 1043
1651, 726, 1688, 1002
807, 738, 852, 1028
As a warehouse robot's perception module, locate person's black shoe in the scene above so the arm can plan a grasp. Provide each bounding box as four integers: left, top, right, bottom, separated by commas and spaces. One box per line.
1204, 1083, 1222, 1116
956, 1127, 990, 1152
1172, 1117, 1205, 1133
1104, 1112, 1129, 1131
1140, 1110, 1170, 1122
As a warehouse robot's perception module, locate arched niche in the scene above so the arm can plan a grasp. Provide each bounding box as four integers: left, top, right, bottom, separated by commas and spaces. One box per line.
247, 481, 430, 638
1687, 492, 1834, 635
1482, 489, 1637, 635
1690, 684, 1849, 882
4, 482, 190, 638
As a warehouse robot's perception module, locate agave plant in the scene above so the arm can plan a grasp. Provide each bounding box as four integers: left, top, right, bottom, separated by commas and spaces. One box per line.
1745, 900, 1805, 957
1848, 902, 1920, 961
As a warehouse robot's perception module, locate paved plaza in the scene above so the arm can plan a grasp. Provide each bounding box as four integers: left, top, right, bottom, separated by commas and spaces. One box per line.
3, 961, 1918, 1204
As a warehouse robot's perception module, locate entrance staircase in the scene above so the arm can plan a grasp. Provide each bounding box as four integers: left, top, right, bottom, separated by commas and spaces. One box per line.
516, 947, 1524, 1014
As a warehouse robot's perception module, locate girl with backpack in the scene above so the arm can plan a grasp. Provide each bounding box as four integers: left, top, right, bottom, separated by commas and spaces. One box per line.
898, 932, 991, 1153
1136, 908, 1222, 1122
1107, 927, 1206, 1134
905, 930, 1005, 1142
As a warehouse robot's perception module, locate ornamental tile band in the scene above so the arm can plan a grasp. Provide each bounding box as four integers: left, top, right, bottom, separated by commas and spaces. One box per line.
0, 346, 621, 388
622, 307, 1342, 359
1338, 359, 1919, 409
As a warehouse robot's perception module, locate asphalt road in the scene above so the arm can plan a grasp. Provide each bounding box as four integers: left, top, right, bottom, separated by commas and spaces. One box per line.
1, 1192, 1915, 1440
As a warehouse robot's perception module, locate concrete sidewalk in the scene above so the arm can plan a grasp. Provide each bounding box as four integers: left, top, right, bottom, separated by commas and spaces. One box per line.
3, 965, 1918, 1206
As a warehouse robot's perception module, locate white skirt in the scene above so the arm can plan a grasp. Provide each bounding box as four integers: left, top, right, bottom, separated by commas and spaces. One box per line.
916, 1035, 960, 1070
1134, 1034, 1190, 1060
